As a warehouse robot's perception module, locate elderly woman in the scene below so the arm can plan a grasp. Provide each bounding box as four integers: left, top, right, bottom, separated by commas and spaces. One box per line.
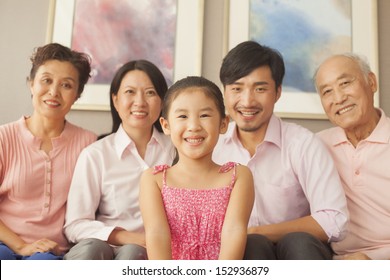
0, 43, 96, 260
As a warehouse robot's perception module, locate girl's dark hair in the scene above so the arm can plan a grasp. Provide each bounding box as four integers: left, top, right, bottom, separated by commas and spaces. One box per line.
162, 76, 226, 120
220, 40, 285, 89
28, 43, 91, 97
109, 60, 168, 134
162, 76, 226, 165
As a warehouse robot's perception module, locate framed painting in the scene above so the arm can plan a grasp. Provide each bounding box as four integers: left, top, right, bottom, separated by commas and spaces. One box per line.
228, 0, 378, 119
48, 0, 204, 111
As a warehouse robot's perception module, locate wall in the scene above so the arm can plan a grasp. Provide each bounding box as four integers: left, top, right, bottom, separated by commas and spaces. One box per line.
377, 0, 390, 112
0, 0, 49, 124
1, 0, 388, 135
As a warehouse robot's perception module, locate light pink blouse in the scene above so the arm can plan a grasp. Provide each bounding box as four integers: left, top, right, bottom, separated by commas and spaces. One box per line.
0, 117, 96, 249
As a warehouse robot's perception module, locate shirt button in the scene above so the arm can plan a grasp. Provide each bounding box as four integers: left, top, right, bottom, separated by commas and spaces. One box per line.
355, 170, 360, 175
44, 203, 49, 208
45, 191, 51, 196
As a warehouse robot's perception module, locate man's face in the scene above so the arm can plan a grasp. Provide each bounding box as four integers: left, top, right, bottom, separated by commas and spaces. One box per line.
223, 66, 281, 137
315, 56, 377, 131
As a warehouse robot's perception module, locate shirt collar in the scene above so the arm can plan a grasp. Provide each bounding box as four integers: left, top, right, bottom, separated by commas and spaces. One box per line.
263, 114, 282, 148
330, 108, 390, 146
114, 125, 168, 158
223, 114, 282, 148
362, 108, 390, 144
223, 121, 237, 143
18, 116, 74, 148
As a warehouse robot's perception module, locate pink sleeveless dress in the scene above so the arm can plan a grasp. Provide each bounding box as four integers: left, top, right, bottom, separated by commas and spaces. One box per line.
152, 162, 237, 260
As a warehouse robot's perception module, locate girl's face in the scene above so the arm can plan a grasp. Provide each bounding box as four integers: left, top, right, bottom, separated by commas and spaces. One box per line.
112, 70, 162, 133
29, 60, 79, 121
161, 88, 228, 161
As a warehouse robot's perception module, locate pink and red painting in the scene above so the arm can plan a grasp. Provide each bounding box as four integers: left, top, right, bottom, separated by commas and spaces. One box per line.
71, 0, 177, 85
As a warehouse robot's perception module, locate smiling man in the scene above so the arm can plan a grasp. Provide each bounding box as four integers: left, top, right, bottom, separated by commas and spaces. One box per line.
212, 41, 348, 260
315, 53, 390, 260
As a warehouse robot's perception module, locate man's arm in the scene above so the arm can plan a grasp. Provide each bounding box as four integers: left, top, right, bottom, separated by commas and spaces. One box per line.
248, 215, 328, 242
292, 133, 349, 242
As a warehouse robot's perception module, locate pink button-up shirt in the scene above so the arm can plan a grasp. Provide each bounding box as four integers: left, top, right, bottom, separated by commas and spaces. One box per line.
213, 114, 348, 242
317, 109, 390, 259
0, 117, 96, 249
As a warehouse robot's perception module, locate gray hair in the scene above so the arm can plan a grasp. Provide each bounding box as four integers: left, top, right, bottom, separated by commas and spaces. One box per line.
313, 53, 372, 91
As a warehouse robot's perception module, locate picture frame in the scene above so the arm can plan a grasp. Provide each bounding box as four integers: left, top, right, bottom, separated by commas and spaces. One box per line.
47, 0, 204, 111
227, 0, 379, 119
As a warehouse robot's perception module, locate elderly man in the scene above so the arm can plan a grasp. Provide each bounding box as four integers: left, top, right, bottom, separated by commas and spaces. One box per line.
315, 53, 390, 260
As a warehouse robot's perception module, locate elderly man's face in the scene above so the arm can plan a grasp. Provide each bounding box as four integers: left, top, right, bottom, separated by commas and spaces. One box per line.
315, 56, 377, 131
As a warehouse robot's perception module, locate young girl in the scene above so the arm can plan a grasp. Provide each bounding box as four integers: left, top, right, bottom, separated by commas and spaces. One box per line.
139, 76, 254, 260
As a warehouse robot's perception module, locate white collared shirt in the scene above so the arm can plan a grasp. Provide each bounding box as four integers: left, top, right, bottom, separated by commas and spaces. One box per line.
213, 114, 348, 242
64, 125, 175, 243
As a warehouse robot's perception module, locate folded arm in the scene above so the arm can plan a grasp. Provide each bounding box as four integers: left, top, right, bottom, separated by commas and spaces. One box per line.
248, 215, 328, 243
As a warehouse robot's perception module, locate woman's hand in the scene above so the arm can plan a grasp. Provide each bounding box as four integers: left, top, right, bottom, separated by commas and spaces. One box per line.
16, 238, 66, 256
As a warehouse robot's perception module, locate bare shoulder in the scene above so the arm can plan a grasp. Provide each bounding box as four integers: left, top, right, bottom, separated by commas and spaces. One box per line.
140, 167, 156, 185
140, 167, 163, 190
235, 164, 253, 178
234, 164, 254, 192
142, 167, 155, 176
230, 164, 254, 207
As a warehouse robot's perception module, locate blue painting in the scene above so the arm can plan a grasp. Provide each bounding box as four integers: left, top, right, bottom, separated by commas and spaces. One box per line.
250, 0, 352, 93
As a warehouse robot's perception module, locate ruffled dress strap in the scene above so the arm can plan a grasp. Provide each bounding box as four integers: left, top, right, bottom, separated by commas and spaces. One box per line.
152, 164, 170, 186
218, 161, 238, 188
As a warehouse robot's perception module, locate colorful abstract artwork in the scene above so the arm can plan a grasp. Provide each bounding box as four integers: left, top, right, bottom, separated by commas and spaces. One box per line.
52, 0, 204, 110
71, 0, 177, 85
249, 0, 352, 93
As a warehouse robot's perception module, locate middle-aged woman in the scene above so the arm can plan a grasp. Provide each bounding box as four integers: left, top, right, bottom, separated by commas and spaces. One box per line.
0, 43, 97, 260
64, 60, 175, 260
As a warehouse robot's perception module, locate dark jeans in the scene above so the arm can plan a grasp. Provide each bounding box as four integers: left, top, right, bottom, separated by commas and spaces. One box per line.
244, 232, 333, 260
